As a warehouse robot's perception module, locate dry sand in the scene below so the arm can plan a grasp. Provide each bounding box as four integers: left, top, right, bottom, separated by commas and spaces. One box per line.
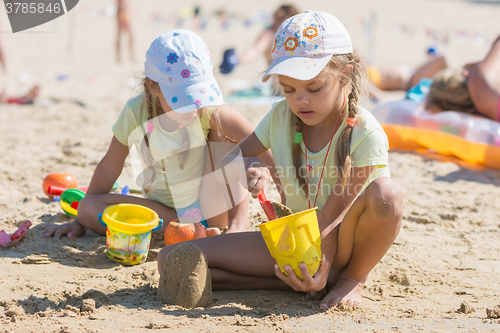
1, 0, 500, 332
158, 242, 212, 309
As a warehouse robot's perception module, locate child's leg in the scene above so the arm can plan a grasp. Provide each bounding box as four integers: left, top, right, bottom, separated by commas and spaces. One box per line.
157, 231, 289, 290
42, 193, 178, 239
322, 177, 404, 308
125, 22, 135, 62
116, 14, 126, 62
200, 131, 249, 232
5, 85, 40, 104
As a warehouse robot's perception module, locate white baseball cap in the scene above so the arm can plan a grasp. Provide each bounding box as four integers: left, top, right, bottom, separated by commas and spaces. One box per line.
263, 11, 353, 82
145, 30, 224, 113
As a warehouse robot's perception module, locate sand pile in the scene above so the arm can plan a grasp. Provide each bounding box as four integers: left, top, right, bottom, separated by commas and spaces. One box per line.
1, 0, 500, 332
158, 242, 212, 308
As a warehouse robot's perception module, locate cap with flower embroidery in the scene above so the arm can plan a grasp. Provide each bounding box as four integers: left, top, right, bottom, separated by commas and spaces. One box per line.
262, 11, 353, 82
145, 30, 223, 113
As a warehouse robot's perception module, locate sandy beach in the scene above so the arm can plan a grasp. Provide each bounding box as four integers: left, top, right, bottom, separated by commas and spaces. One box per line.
1, 0, 500, 332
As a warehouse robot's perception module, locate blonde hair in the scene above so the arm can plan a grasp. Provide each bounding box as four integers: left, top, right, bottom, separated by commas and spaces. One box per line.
425, 69, 475, 114
291, 53, 367, 195
140, 77, 221, 193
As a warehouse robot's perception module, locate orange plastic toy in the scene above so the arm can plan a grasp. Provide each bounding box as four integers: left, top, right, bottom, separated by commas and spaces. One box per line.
164, 219, 220, 246
43, 173, 78, 196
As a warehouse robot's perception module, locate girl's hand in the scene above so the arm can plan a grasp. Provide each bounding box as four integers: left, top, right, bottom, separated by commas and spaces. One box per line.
274, 254, 329, 293
41, 220, 87, 239
242, 157, 270, 198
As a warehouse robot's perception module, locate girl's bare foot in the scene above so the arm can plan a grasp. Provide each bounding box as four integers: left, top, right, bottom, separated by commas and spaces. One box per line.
306, 287, 327, 300
319, 272, 363, 308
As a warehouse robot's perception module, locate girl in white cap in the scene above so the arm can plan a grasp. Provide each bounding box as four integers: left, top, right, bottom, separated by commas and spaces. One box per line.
158, 11, 404, 309
43, 30, 278, 239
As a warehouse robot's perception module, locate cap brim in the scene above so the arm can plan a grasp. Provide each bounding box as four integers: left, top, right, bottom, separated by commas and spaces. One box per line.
262, 55, 333, 82
159, 77, 224, 114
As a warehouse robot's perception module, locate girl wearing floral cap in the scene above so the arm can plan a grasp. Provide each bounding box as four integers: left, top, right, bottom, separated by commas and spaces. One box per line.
43, 30, 279, 239
158, 12, 404, 309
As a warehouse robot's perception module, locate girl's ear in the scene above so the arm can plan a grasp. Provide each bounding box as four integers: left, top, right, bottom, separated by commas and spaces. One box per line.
339, 64, 354, 87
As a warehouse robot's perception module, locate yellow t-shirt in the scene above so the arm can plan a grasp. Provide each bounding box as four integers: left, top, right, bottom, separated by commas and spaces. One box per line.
112, 94, 214, 209
255, 99, 390, 213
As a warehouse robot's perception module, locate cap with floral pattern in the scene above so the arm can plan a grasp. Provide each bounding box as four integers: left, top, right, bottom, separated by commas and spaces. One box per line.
263, 11, 353, 82
145, 30, 223, 113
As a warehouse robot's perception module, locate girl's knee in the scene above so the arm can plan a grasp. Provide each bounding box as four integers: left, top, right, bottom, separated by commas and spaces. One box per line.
79, 194, 106, 210
75, 196, 95, 221
157, 243, 182, 271
365, 177, 404, 220
78, 195, 92, 209
78, 194, 120, 229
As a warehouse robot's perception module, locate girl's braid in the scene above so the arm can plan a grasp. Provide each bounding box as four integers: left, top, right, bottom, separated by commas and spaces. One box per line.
334, 53, 363, 191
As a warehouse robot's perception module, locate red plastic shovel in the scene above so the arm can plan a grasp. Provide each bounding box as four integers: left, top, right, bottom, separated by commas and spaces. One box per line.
0, 220, 32, 247
257, 192, 277, 221
47, 185, 88, 196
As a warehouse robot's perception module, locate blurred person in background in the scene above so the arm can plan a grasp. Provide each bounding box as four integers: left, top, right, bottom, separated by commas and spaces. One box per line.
425, 36, 500, 122
219, 5, 300, 75
0, 15, 39, 104
116, 0, 135, 63
0, 85, 39, 104
368, 54, 450, 102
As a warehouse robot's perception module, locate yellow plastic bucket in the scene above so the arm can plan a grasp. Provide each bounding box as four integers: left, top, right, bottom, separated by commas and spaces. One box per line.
258, 208, 321, 280
98, 204, 163, 265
